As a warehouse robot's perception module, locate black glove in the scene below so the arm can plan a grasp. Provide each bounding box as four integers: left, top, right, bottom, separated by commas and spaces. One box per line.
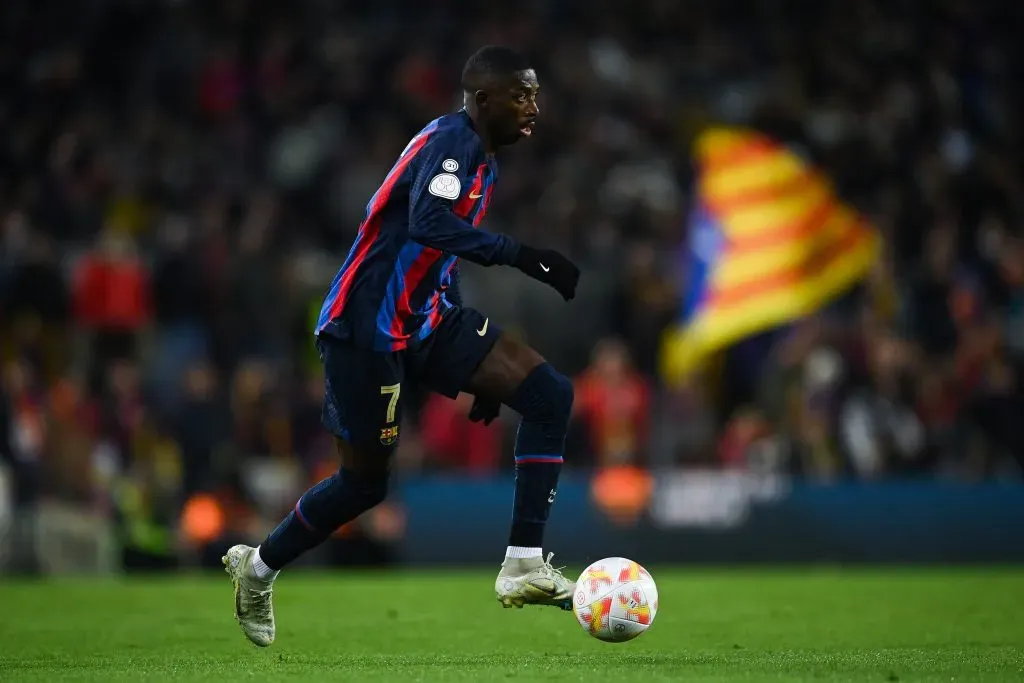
468, 396, 501, 426
512, 244, 580, 301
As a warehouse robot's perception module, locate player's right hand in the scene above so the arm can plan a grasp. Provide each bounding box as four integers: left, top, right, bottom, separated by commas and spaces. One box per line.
512, 244, 580, 301
468, 396, 501, 426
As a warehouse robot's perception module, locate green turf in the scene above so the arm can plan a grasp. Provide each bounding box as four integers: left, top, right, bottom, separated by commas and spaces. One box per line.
1, 567, 1022, 682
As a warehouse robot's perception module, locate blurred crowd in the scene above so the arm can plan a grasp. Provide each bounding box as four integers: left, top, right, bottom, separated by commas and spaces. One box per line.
1, 0, 1023, 567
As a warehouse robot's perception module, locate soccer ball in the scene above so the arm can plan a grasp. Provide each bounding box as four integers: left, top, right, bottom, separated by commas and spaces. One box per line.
572, 557, 658, 642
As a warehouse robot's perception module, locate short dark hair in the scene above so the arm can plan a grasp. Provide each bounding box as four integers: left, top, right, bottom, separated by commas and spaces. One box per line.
461, 45, 532, 91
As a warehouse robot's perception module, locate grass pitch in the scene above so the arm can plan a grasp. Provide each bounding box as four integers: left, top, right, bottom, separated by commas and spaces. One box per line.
1, 567, 1022, 682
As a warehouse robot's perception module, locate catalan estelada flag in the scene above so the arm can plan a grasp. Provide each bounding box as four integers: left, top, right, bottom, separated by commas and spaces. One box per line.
660, 127, 880, 385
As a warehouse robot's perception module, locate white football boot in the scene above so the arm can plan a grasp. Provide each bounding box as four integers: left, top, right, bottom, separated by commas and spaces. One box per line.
495, 552, 575, 610
222, 544, 276, 647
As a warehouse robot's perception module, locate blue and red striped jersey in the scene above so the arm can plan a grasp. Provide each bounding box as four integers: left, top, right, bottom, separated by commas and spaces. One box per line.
315, 110, 519, 352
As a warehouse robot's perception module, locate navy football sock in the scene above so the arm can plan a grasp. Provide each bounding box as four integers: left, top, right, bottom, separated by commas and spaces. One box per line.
505, 363, 574, 549
257, 469, 387, 570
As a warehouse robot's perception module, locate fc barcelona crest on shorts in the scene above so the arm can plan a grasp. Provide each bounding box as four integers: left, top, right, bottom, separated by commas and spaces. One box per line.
379, 425, 399, 446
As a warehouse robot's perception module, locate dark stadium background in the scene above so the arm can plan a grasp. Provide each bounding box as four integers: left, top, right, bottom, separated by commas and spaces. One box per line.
1, 0, 1022, 574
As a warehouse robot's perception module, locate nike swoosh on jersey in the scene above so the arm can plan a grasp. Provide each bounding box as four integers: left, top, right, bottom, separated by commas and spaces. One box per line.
476, 318, 489, 336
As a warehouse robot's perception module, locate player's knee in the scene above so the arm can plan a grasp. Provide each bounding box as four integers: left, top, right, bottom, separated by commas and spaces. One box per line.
306, 470, 388, 529
362, 477, 389, 509
344, 469, 389, 510
295, 469, 388, 534
511, 362, 574, 428
547, 368, 574, 426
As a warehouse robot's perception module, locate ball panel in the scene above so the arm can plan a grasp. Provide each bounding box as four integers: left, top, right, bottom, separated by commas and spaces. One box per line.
573, 594, 612, 636
606, 616, 647, 642
612, 582, 655, 627
576, 560, 619, 602
636, 576, 659, 620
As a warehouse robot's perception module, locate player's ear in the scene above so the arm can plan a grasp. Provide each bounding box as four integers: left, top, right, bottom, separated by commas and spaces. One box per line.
473, 89, 488, 109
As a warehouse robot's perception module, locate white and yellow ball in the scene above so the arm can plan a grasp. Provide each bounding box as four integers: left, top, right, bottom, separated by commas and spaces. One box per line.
572, 557, 658, 642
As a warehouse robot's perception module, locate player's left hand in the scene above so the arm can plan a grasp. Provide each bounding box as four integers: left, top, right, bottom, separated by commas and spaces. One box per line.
468, 396, 501, 426
512, 244, 580, 301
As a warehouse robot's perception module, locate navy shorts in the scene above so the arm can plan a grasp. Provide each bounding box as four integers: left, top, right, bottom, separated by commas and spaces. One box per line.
317, 306, 501, 455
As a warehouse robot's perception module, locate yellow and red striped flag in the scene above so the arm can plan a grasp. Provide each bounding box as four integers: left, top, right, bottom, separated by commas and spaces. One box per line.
660, 127, 880, 385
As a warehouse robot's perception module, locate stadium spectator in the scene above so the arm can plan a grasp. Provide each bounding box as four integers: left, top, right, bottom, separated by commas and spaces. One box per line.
420, 393, 504, 475
574, 339, 652, 467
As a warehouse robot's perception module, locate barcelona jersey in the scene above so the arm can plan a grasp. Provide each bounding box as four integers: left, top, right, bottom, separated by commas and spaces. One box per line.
316, 110, 519, 351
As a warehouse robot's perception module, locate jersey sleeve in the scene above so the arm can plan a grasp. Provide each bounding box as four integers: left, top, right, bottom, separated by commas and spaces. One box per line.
407, 134, 519, 267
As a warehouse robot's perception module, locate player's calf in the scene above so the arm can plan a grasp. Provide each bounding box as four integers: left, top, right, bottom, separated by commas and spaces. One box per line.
257, 467, 388, 572
496, 362, 575, 608
504, 362, 573, 556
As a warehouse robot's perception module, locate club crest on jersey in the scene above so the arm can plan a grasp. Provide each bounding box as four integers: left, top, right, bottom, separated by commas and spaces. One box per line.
428, 173, 461, 200
379, 425, 400, 446
441, 158, 459, 172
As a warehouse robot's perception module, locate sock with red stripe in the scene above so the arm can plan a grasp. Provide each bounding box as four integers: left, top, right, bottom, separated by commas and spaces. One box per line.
506, 363, 574, 548
256, 469, 387, 570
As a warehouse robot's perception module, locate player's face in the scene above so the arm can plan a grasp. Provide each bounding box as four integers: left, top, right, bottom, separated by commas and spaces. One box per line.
488, 69, 540, 146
